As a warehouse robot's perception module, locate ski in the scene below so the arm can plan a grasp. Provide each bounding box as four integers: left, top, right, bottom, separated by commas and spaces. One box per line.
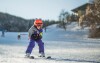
29, 56, 34, 59
39, 56, 51, 59
25, 56, 51, 59
46, 56, 51, 59
25, 56, 34, 59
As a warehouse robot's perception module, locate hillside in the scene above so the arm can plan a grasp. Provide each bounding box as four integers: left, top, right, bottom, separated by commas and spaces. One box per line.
0, 12, 35, 32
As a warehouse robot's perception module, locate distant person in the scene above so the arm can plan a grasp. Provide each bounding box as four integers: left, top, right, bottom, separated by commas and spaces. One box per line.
44, 27, 47, 32
17, 33, 21, 40
1, 30, 5, 37
25, 19, 45, 58
43, 23, 47, 32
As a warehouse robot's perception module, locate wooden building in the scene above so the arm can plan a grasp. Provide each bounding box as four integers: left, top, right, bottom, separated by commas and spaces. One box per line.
71, 0, 94, 16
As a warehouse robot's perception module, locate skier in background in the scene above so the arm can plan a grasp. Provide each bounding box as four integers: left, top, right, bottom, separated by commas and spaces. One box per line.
17, 33, 21, 40
1, 29, 5, 37
25, 19, 45, 58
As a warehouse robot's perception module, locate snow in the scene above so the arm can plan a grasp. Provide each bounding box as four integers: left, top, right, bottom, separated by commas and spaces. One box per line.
0, 22, 100, 63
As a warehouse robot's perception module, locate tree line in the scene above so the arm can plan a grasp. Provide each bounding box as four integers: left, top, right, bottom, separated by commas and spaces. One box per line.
0, 12, 58, 32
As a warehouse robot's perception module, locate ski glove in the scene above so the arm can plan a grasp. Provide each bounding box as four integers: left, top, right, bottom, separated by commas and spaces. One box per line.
31, 34, 42, 40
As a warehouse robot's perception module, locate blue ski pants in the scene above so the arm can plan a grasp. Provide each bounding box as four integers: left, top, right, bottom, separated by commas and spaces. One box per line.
26, 39, 44, 54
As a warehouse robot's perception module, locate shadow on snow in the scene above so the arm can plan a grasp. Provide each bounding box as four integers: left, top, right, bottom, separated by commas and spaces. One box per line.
47, 58, 100, 63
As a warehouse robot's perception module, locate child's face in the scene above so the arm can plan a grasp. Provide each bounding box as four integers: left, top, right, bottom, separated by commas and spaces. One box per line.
37, 26, 42, 29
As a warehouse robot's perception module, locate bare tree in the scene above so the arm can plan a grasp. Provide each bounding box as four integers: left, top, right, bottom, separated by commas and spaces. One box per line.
58, 10, 70, 31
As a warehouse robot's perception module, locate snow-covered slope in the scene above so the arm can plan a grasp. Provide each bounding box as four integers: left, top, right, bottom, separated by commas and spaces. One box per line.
0, 22, 100, 63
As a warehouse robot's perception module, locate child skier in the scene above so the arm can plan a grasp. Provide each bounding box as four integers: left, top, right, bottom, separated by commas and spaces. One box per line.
25, 19, 45, 58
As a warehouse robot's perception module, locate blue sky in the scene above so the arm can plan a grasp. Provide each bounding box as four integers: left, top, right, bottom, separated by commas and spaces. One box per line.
0, 0, 88, 20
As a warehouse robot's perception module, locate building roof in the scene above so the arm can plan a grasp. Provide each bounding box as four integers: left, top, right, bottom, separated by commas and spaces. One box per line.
71, 3, 89, 13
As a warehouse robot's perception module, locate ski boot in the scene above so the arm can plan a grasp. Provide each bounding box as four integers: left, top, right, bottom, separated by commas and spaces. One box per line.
25, 53, 34, 59
39, 52, 45, 57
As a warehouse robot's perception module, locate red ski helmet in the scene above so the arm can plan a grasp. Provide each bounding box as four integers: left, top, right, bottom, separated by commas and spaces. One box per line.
34, 19, 43, 26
